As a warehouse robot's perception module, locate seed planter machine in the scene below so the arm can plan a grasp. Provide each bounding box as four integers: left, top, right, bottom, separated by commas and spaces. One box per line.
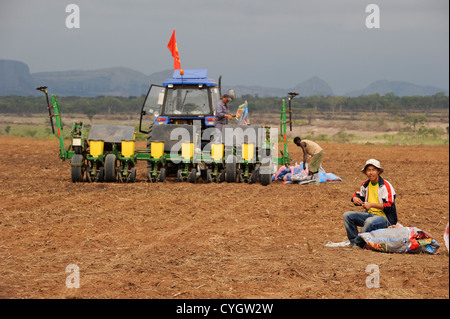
38, 74, 298, 187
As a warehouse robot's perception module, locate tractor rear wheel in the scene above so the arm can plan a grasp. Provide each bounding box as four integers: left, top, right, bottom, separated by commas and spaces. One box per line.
96, 167, 104, 182
218, 169, 225, 183
158, 167, 166, 182
85, 166, 92, 183
105, 154, 117, 182
249, 166, 260, 184
260, 171, 272, 186
71, 154, 84, 183
225, 155, 237, 183
206, 169, 212, 183
188, 168, 197, 183
238, 169, 244, 183
128, 168, 136, 183
177, 169, 184, 182
260, 157, 273, 186
200, 169, 208, 182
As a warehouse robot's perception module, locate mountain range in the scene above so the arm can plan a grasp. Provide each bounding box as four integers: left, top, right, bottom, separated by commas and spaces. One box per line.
0, 59, 447, 97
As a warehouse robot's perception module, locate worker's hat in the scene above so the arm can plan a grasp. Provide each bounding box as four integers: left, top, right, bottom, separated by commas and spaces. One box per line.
361, 159, 384, 174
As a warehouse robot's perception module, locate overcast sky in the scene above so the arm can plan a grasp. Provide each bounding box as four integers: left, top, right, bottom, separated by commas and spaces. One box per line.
0, 0, 448, 94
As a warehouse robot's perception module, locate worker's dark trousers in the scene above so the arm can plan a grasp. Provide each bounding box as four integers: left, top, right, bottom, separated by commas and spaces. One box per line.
343, 211, 389, 247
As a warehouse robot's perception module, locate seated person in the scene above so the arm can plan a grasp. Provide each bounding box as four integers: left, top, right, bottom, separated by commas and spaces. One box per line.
343, 159, 398, 248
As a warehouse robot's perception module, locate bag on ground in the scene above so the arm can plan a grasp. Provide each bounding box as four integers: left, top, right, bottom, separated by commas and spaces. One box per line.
444, 222, 449, 252
359, 226, 440, 254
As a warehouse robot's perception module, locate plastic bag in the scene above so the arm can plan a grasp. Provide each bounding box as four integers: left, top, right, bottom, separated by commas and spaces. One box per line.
444, 222, 449, 252
359, 227, 440, 254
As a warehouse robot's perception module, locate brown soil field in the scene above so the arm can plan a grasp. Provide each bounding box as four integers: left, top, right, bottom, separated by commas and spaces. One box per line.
0, 136, 448, 300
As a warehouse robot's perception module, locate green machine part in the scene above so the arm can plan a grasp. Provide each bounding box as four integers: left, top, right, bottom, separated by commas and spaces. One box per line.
51, 94, 67, 160
278, 98, 290, 166
51, 94, 85, 161
276, 92, 298, 167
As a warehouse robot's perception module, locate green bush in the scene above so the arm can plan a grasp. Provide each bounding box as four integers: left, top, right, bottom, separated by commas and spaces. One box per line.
333, 130, 355, 143
316, 134, 330, 142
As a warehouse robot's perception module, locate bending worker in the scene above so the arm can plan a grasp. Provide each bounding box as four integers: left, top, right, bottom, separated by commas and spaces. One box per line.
214, 93, 235, 143
294, 136, 324, 184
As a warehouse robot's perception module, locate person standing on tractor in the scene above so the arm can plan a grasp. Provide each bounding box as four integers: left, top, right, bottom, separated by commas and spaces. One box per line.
293, 136, 324, 184
214, 94, 235, 143
342, 159, 398, 248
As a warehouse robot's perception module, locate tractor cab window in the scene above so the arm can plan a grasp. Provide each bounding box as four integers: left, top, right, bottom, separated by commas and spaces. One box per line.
143, 85, 164, 117
164, 86, 210, 115
211, 87, 220, 114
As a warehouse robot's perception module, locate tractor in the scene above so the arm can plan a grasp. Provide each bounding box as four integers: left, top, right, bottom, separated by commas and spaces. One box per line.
138, 69, 235, 182
137, 69, 286, 185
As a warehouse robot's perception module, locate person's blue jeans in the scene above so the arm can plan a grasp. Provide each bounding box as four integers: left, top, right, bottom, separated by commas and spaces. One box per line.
343, 211, 389, 247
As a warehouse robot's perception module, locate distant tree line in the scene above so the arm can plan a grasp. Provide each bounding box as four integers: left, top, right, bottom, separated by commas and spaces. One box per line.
0, 95, 145, 118
236, 92, 449, 114
0, 92, 448, 117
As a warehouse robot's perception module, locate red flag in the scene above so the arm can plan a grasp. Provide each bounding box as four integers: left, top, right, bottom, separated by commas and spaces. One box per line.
167, 29, 181, 70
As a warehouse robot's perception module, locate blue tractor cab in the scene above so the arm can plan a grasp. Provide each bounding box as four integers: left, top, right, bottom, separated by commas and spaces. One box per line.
139, 69, 232, 138
138, 69, 236, 181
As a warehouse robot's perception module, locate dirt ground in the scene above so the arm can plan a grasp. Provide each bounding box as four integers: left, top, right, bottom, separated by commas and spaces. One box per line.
0, 135, 448, 299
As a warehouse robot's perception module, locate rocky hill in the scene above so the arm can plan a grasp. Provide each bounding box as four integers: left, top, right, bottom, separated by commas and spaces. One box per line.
346, 79, 448, 97
33, 67, 157, 97
225, 76, 334, 97
0, 59, 447, 97
0, 60, 36, 96
291, 76, 334, 96
0, 59, 172, 97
